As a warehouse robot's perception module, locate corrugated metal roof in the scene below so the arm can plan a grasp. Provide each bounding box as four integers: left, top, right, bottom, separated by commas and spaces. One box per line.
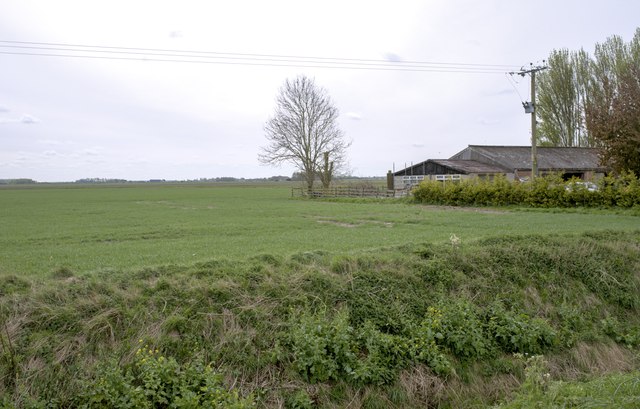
394, 145, 608, 176
452, 145, 606, 171
430, 159, 507, 174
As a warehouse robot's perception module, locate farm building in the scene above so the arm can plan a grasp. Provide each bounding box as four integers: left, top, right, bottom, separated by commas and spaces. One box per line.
393, 145, 607, 190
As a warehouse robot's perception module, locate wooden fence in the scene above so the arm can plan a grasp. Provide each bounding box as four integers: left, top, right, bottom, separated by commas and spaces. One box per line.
291, 186, 402, 198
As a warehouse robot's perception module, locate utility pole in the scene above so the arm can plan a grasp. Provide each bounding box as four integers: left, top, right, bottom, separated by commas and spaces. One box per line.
511, 64, 548, 180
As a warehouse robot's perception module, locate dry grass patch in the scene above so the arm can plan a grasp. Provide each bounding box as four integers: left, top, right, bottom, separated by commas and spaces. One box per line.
548, 342, 637, 381
398, 365, 447, 407
316, 218, 360, 228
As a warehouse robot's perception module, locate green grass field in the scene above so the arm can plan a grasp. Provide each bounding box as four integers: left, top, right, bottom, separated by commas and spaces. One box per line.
1, 183, 639, 276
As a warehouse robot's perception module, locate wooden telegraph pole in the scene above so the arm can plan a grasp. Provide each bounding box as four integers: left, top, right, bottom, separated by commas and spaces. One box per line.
511, 64, 548, 180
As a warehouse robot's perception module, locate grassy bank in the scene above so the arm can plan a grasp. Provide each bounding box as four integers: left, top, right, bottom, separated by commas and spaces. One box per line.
1, 230, 639, 407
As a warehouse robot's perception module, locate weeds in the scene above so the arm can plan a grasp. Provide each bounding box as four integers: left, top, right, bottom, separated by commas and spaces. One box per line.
81, 344, 254, 408
0, 317, 17, 391
0, 231, 639, 407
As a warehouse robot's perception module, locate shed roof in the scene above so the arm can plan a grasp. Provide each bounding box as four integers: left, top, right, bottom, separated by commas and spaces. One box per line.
429, 159, 508, 174
452, 145, 606, 171
393, 159, 507, 176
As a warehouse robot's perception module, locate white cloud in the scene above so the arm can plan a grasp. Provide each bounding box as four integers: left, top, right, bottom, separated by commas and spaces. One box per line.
478, 117, 500, 126
345, 112, 363, 120
0, 114, 40, 124
383, 53, 403, 63
82, 147, 102, 156
37, 139, 64, 145
20, 114, 39, 124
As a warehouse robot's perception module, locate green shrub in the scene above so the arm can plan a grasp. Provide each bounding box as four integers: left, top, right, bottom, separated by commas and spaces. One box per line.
81, 345, 254, 408
525, 173, 566, 207
485, 304, 557, 354
285, 389, 314, 409
351, 322, 408, 385
601, 316, 640, 347
346, 269, 428, 334
432, 300, 491, 360
409, 307, 453, 375
418, 257, 454, 290
287, 309, 357, 383
286, 308, 452, 385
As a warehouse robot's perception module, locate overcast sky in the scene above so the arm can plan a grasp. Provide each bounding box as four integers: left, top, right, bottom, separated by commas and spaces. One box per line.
1, 1, 638, 182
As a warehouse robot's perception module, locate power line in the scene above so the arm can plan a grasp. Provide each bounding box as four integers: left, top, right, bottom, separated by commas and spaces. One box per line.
0, 40, 520, 68
0, 44, 513, 71
504, 72, 525, 103
0, 40, 521, 74
0, 51, 512, 73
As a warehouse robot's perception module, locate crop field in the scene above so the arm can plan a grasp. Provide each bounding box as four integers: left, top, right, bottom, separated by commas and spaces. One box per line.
1, 182, 639, 276
1, 182, 640, 407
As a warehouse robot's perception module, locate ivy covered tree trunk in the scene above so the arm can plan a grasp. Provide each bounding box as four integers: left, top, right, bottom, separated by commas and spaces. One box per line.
319, 151, 334, 189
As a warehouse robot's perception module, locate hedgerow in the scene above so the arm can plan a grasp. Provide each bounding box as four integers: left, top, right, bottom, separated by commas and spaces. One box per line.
412, 172, 640, 208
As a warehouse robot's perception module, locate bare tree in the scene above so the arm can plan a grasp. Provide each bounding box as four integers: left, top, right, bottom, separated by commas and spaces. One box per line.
259, 76, 349, 190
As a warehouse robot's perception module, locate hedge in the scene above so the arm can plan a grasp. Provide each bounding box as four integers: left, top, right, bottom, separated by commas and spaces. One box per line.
412, 172, 640, 208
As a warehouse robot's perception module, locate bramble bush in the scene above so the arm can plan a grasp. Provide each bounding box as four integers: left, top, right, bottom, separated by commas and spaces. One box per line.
285, 302, 559, 386
428, 301, 490, 360
80, 345, 254, 408
286, 308, 452, 385
600, 316, 640, 347
287, 309, 358, 383
485, 304, 557, 354
412, 172, 640, 208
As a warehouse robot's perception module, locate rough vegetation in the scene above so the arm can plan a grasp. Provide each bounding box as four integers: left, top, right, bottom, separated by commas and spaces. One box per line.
1, 230, 639, 407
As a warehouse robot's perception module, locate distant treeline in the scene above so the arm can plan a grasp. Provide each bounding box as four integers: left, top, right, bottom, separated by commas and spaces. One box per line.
75, 176, 294, 183
75, 178, 130, 184
2, 175, 383, 185
0, 178, 37, 185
